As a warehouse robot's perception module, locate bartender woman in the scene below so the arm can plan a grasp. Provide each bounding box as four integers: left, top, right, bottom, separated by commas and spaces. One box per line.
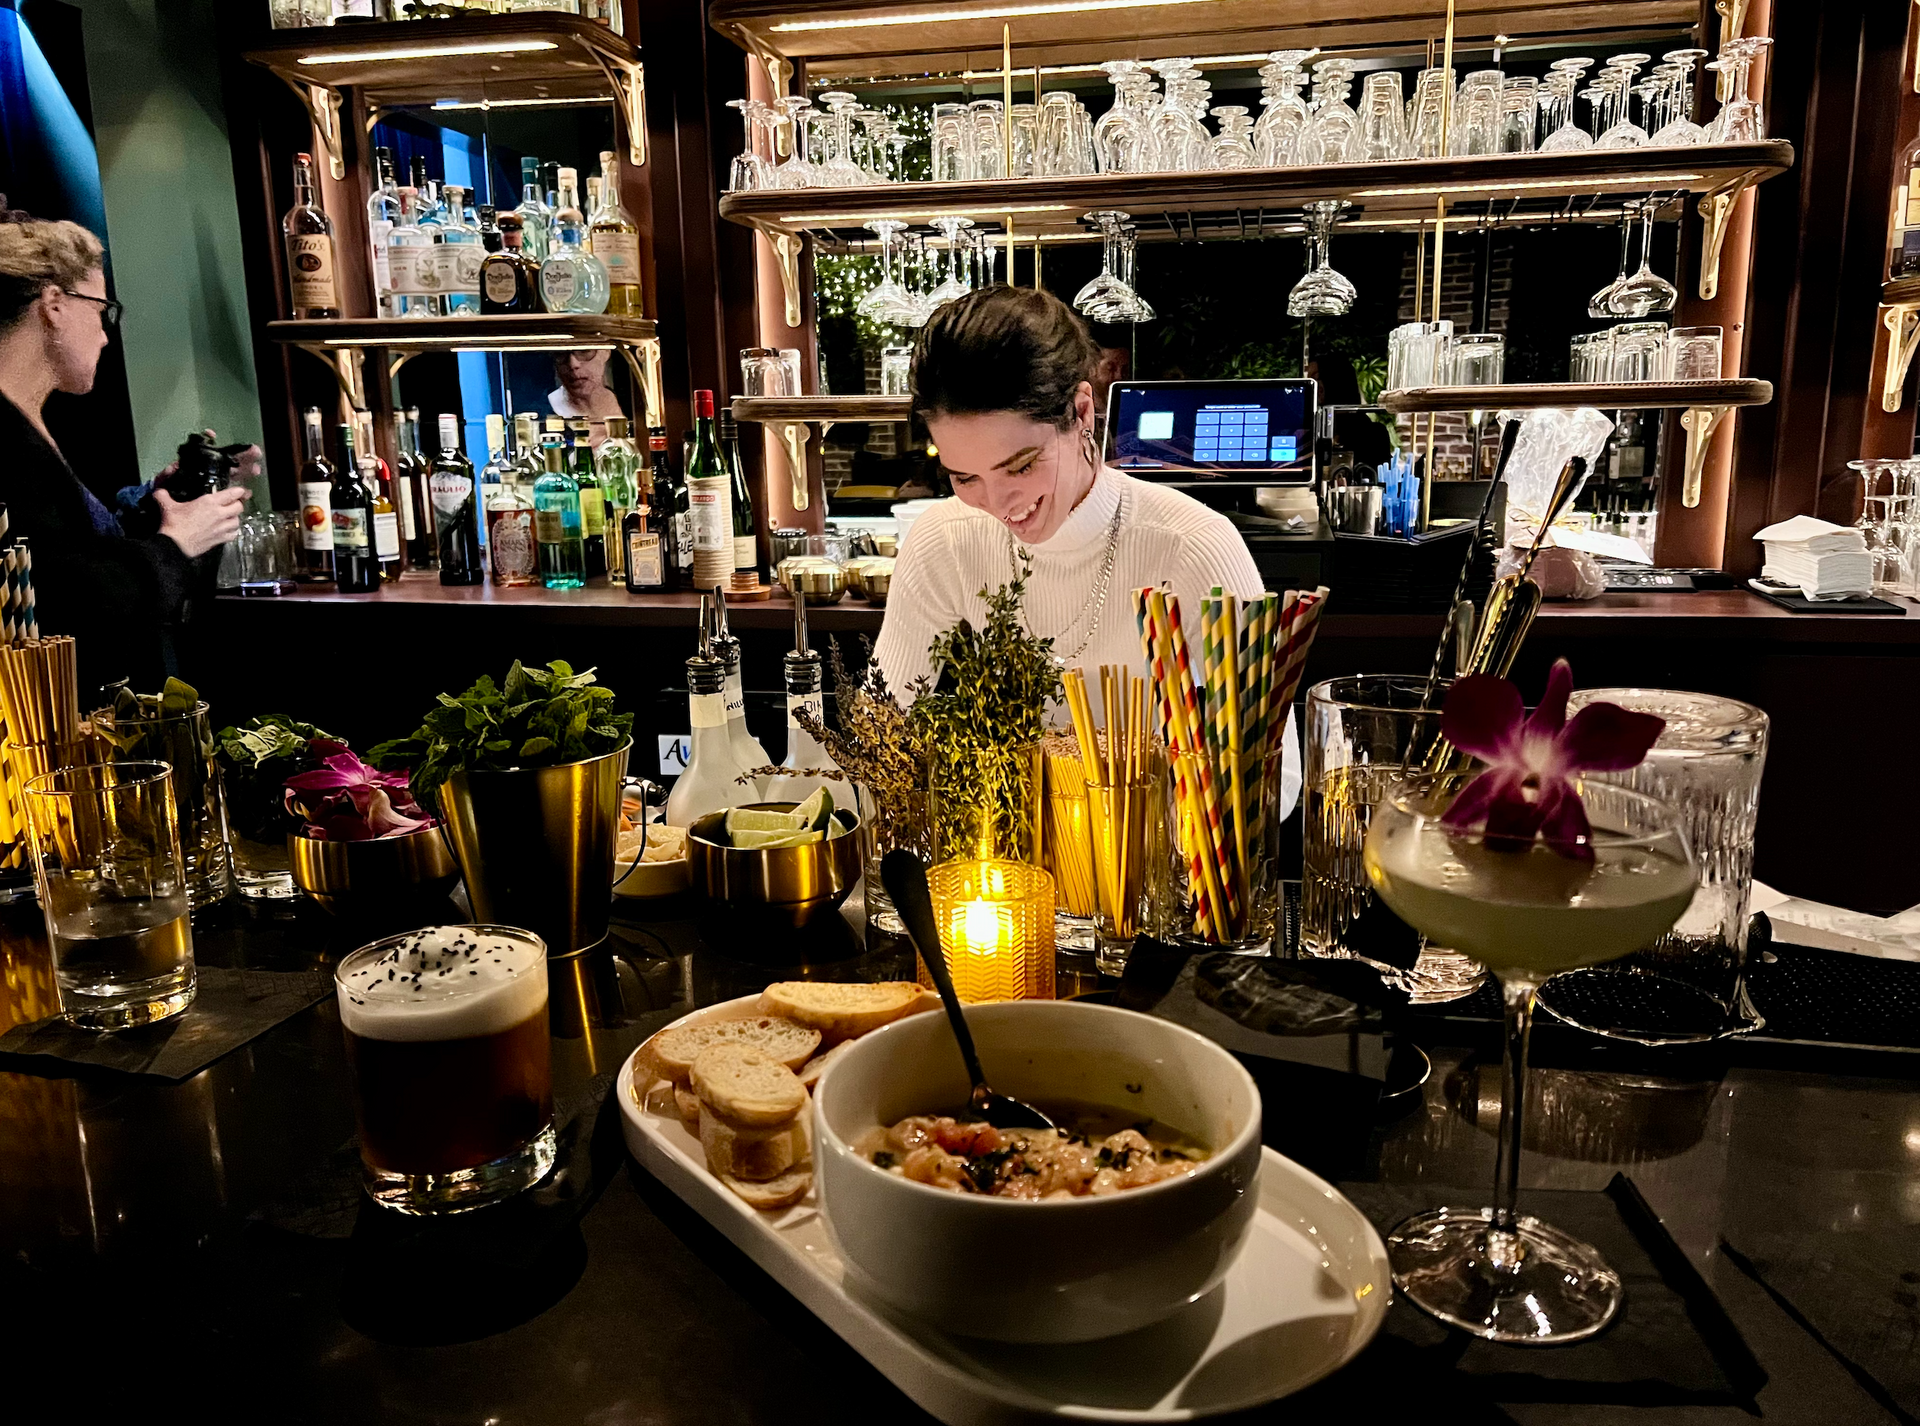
874, 284, 1300, 818
0, 214, 247, 695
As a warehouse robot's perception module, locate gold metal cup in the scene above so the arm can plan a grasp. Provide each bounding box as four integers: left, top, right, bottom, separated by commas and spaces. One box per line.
686, 804, 863, 928
287, 825, 460, 916
435, 742, 632, 956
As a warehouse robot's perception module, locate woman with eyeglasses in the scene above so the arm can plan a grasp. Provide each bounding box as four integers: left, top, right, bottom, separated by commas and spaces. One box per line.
874, 284, 1301, 819
0, 215, 249, 693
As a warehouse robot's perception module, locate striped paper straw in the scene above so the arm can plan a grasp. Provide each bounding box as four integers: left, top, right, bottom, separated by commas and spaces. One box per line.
1165, 594, 1239, 933
1144, 588, 1218, 941
20, 540, 37, 641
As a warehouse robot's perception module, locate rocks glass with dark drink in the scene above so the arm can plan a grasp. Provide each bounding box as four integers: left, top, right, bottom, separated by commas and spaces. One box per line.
23, 761, 195, 1030
334, 925, 555, 1213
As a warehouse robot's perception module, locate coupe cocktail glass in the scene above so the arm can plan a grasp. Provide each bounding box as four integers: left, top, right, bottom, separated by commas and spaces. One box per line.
1364, 779, 1695, 1342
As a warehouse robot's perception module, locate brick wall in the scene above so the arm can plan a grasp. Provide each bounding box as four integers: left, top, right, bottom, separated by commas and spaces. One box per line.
820, 349, 900, 494
1395, 232, 1515, 478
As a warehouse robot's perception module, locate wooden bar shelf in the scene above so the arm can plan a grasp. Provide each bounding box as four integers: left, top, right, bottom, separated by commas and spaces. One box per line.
1377, 378, 1773, 413
710, 0, 1696, 81
731, 396, 911, 423
242, 14, 638, 107
268, 314, 658, 350
717, 141, 1794, 243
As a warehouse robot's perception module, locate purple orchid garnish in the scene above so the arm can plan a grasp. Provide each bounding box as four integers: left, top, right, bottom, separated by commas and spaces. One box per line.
1440, 659, 1665, 860
284, 740, 436, 842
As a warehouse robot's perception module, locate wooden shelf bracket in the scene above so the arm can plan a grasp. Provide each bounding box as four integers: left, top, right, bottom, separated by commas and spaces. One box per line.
1679, 405, 1732, 508
1881, 296, 1920, 412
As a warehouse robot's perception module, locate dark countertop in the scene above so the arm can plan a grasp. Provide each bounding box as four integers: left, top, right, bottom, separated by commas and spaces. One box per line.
2, 893, 1914, 1424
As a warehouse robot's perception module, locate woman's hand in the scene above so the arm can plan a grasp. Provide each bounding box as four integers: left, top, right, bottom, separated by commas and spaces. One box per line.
155, 487, 249, 559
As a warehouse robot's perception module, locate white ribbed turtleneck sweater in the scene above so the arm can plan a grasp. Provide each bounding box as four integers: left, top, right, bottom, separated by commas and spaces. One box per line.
874, 463, 1301, 819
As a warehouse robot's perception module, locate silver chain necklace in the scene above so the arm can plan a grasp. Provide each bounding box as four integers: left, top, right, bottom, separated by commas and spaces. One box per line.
1006, 484, 1126, 666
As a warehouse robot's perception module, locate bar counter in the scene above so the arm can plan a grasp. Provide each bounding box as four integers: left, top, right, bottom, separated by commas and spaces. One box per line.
2, 893, 1914, 1423
204, 584, 1920, 913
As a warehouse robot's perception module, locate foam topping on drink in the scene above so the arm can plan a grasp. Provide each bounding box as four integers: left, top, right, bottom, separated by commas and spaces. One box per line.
336, 926, 546, 1042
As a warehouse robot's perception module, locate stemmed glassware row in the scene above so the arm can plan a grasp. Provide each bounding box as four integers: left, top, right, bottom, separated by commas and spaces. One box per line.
854, 218, 1001, 329
727, 35, 1772, 192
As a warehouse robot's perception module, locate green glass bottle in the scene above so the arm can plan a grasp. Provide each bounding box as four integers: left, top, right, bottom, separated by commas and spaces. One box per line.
533, 439, 585, 590
569, 418, 608, 580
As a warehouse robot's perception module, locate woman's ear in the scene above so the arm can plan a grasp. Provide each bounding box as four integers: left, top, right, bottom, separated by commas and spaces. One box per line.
1072, 380, 1097, 429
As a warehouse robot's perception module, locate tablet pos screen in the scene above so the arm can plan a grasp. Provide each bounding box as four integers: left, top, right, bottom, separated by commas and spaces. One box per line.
1106, 379, 1316, 483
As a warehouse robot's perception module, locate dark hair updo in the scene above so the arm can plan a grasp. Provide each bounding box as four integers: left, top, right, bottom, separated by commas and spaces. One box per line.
910, 283, 1098, 431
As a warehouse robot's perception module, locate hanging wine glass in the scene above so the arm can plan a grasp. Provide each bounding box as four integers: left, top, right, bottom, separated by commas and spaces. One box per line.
1074, 211, 1132, 317
1605, 198, 1678, 318
856, 219, 920, 326
923, 216, 975, 312
1588, 206, 1638, 318
1115, 225, 1153, 322
1287, 200, 1358, 317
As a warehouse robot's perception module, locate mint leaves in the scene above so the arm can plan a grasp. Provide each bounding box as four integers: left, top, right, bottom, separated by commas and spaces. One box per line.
368, 659, 633, 807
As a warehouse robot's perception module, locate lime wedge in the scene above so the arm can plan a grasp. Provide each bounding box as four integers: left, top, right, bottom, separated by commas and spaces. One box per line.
727, 807, 803, 838
792, 786, 834, 833
732, 828, 824, 850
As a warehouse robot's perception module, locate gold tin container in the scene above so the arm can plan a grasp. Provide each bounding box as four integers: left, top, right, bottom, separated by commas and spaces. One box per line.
287, 824, 459, 916
687, 804, 863, 928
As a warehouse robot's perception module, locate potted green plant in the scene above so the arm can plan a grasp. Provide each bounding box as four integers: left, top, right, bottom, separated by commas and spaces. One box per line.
370, 660, 635, 956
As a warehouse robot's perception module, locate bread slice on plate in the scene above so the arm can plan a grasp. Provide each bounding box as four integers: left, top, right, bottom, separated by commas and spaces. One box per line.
797, 1038, 856, 1092
721, 1163, 812, 1211
701, 1111, 809, 1182
691, 1042, 809, 1127
757, 981, 935, 1041
652, 1016, 821, 1081
673, 1083, 702, 1133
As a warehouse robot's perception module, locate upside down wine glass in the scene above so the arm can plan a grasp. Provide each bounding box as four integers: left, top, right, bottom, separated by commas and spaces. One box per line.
1287, 200, 1357, 317
1363, 678, 1694, 1343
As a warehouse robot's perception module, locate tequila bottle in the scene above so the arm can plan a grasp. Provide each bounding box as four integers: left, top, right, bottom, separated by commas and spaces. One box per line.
481, 211, 542, 313
515, 156, 552, 261
598, 414, 640, 584
282, 151, 340, 319
534, 440, 585, 589
439, 184, 482, 315
367, 145, 401, 317
590, 149, 644, 317
388, 188, 442, 318
538, 168, 610, 315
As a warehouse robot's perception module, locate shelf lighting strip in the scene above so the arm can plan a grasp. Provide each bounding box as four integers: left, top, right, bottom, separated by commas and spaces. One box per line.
770, 0, 1228, 32
776, 201, 1074, 223
432, 95, 613, 111
1353, 172, 1703, 198
297, 39, 559, 64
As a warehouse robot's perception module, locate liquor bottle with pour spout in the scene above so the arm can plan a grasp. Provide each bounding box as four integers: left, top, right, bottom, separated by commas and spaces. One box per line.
665, 626, 742, 828
709, 587, 770, 794
767, 597, 839, 804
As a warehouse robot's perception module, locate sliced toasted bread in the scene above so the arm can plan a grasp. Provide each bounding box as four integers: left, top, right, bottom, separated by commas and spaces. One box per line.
701, 1111, 809, 1182
797, 1038, 857, 1092
691, 1042, 809, 1127
651, 1016, 820, 1081
756, 981, 935, 1041
673, 1082, 702, 1134
721, 1163, 812, 1211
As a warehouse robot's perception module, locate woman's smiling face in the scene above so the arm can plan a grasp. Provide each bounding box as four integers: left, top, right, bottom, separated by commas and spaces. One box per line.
925, 383, 1098, 544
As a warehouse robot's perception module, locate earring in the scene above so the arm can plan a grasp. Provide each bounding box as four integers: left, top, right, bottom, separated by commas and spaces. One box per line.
1081, 425, 1099, 471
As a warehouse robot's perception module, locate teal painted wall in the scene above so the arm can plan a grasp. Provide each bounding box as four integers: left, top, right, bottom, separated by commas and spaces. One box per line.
74, 0, 260, 479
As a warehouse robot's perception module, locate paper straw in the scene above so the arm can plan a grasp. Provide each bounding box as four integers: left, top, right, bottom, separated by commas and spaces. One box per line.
18, 540, 36, 642
1164, 594, 1239, 934
1142, 588, 1218, 941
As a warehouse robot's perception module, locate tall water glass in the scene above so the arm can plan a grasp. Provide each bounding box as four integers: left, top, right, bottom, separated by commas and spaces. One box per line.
25, 761, 195, 1031
1666, 325, 1723, 380
336, 925, 555, 1214
1609, 321, 1668, 381
1540, 691, 1768, 1043
90, 700, 232, 907
1449, 333, 1506, 386
1301, 676, 1486, 1003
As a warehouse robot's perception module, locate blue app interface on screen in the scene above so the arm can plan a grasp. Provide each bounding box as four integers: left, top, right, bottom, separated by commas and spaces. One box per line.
1112, 384, 1312, 479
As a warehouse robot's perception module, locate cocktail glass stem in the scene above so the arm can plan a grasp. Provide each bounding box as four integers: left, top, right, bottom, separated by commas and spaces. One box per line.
1488, 973, 1535, 1243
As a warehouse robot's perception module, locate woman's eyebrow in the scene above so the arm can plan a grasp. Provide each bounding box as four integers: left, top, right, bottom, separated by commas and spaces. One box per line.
993, 445, 1042, 470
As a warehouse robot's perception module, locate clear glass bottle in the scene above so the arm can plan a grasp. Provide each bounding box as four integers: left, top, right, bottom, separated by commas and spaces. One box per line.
394, 407, 435, 568
590, 149, 644, 317
430, 413, 483, 586
438, 184, 483, 315
568, 418, 608, 579
481, 210, 542, 313
534, 439, 585, 590
354, 410, 401, 581
598, 414, 640, 584
711, 593, 771, 787
665, 652, 741, 828
282, 151, 340, 319
516, 155, 552, 262
367, 146, 401, 318
410, 156, 445, 234
511, 412, 544, 497
538, 167, 610, 315
297, 407, 335, 582
487, 457, 538, 589
388, 188, 442, 318
767, 600, 839, 803
622, 434, 665, 593
332, 422, 380, 593
480, 412, 515, 557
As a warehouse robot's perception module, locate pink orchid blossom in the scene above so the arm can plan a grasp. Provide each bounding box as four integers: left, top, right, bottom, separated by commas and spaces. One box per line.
1439, 659, 1665, 859
284, 742, 435, 842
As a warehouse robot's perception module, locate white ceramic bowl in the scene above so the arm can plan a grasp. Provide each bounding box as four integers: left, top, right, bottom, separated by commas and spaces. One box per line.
813, 999, 1263, 1344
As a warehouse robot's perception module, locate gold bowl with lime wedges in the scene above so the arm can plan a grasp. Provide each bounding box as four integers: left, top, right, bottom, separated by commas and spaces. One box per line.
686, 789, 862, 928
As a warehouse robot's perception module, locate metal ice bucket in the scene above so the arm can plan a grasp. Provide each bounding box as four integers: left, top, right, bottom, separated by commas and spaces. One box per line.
435, 741, 634, 956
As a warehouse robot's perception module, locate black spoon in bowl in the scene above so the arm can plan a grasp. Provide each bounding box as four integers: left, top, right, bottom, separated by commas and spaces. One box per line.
880, 850, 1055, 1132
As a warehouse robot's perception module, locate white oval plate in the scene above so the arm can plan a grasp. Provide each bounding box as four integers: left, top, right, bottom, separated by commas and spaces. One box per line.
617, 995, 1390, 1426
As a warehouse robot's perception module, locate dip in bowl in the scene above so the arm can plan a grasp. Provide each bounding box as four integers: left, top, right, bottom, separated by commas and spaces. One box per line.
813, 999, 1262, 1343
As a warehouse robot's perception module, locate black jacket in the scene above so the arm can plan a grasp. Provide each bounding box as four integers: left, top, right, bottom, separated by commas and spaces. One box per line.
0, 393, 192, 701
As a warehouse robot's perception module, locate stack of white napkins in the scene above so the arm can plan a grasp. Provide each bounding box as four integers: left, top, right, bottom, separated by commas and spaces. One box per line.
1754, 515, 1872, 599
